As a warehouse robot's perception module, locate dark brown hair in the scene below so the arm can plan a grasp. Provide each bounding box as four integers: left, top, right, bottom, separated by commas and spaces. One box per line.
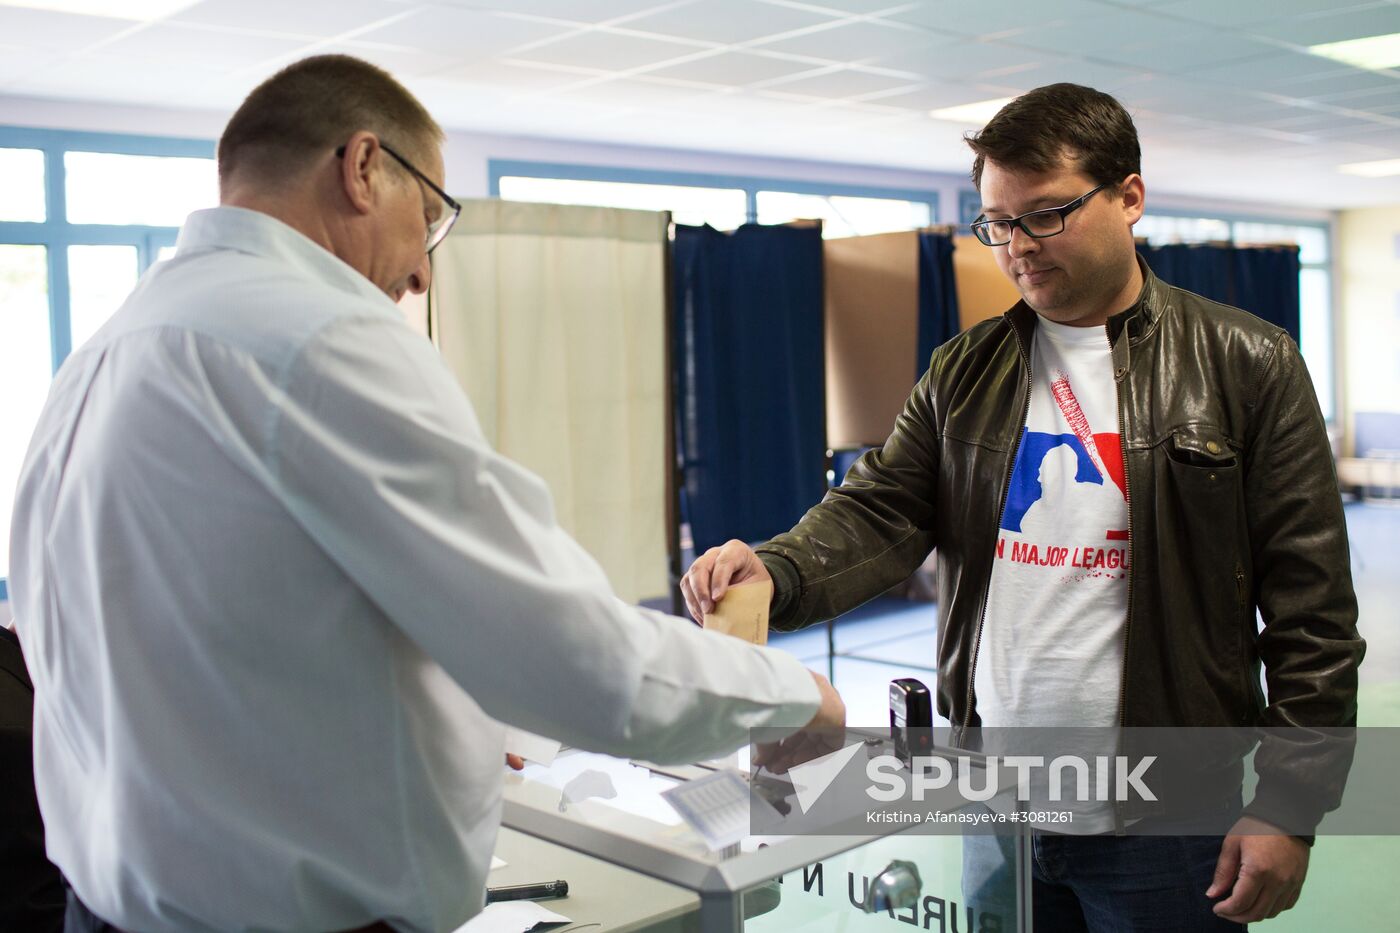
218, 54, 443, 191
965, 83, 1140, 191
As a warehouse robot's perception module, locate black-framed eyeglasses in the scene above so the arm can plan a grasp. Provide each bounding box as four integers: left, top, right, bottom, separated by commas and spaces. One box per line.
336, 142, 461, 253
970, 183, 1107, 247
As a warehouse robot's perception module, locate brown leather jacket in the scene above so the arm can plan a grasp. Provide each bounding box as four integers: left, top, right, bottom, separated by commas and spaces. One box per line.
756, 264, 1363, 833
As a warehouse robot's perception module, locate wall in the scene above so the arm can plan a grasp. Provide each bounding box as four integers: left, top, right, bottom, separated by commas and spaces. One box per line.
1337, 204, 1400, 455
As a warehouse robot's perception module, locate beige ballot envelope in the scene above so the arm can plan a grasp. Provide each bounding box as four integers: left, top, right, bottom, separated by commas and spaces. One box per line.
702, 579, 772, 645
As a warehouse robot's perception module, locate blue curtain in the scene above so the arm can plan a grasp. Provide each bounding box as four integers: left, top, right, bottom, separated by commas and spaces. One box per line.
673, 224, 827, 554
916, 231, 961, 375
1231, 247, 1300, 340
1138, 243, 1301, 343
1137, 243, 1233, 303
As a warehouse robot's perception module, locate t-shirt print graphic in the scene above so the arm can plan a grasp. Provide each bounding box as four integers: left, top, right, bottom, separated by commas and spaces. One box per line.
996, 371, 1129, 582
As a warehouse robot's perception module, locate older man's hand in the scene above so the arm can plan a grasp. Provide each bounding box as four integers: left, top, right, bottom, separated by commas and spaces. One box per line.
752, 672, 846, 775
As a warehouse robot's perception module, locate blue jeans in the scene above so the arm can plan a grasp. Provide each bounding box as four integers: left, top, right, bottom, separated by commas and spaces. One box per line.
964, 831, 1245, 932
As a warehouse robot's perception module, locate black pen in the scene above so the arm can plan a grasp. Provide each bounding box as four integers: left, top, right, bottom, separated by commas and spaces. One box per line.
486, 880, 569, 903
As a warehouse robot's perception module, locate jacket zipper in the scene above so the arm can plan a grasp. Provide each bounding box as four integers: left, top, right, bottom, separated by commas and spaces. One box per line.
962, 322, 1033, 734
1110, 324, 1134, 833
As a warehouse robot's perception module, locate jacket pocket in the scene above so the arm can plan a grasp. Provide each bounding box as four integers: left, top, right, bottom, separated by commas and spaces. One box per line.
1167, 428, 1238, 470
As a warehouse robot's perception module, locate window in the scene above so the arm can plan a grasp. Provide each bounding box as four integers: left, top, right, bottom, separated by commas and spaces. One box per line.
755, 191, 931, 238
1135, 211, 1335, 421
0, 148, 45, 222
490, 160, 939, 238
0, 128, 215, 594
498, 176, 747, 229
0, 245, 51, 584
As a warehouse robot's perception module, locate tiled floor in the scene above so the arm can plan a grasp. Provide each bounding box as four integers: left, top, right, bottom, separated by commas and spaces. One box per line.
771, 502, 1400, 727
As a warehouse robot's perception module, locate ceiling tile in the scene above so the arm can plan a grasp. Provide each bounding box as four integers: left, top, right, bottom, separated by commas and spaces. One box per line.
509, 29, 707, 72
297, 40, 462, 79
425, 0, 681, 25
166, 0, 409, 38
644, 49, 825, 85
81, 23, 310, 73
1188, 51, 1355, 89
972, 58, 1153, 94
999, 10, 1204, 56
869, 80, 1030, 112
1152, 0, 1382, 29
623, 0, 841, 45
0, 7, 136, 53
1095, 33, 1280, 72
436, 58, 599, 90
550, 76, 723, 110
883, 0, 1112, 39
1249, 4, 1400, 47
870, 37, 1038, 80
750, 20, 945, 62
351, 8, 573, 58
1267, 69, 1400, 99
757, 66, 922, 97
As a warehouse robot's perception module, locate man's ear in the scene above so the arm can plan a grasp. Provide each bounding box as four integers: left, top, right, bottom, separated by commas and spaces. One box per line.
338, 131, 382, 216
1119, 173, 1145, 225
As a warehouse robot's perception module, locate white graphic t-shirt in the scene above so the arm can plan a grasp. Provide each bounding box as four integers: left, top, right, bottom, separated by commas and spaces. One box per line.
974, 317, 1129, 731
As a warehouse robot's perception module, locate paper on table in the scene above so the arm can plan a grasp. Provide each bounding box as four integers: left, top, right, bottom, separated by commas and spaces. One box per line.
453, 900, 571, 933
702, 579, 772, 645
490, 856, 507, 871
661, 769, 762, 852
504, 727, 561, 766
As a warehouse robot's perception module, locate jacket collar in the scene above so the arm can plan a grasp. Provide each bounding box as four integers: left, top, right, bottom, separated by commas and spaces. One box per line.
1005, 253, 1162, 348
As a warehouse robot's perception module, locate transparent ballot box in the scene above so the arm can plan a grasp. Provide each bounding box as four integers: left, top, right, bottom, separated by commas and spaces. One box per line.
500, 735, 1031, 931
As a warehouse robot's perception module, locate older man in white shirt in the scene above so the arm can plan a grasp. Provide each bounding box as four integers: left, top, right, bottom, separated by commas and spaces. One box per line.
8, 55, 842, 933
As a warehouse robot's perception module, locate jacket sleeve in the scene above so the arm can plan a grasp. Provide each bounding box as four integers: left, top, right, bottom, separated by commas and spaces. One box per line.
756, 357, 943, 632
1239, 332, 1364, 836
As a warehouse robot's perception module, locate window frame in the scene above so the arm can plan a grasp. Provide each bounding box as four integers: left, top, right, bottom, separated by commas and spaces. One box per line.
0, 126, 216, 600
488, 159, 941, 228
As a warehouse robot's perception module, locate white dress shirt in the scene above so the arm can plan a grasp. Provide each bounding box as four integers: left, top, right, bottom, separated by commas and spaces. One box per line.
8, 207, 819, 933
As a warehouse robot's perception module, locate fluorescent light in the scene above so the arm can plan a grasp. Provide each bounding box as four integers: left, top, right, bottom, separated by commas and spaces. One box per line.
930, 97, 1017, 125
1308, 32, 1400, 70
1338, 158, 1400, 178
0, 0, 198, 19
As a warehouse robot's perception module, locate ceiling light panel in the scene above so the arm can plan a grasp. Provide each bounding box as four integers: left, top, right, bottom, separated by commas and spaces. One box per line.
0, 0, 196, 19
929, 96, 1015, 123
1260, 5, 1400, 48
1308, 32, 1400, 71
1338, 157, 1400, 176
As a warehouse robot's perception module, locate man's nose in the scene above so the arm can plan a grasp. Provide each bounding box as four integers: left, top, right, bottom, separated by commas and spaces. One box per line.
407, 253, 432, 295
1007, 224, 1038, 259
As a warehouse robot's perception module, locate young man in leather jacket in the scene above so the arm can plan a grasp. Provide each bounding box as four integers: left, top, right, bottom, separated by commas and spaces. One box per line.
682, 83, 1363, 930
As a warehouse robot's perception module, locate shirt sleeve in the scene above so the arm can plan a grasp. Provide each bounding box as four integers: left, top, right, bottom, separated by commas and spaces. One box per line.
260, 315, 820, 765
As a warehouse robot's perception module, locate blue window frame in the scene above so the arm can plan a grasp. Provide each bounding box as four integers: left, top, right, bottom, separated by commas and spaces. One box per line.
0, 126, 216, 601
488, 159, 941, 228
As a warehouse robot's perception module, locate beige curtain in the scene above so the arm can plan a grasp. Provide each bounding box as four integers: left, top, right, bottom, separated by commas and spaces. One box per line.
429, 199, 670, 603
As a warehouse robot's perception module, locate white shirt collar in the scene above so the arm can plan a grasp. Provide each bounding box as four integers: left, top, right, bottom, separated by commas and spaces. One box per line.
176, 206, 396, 312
